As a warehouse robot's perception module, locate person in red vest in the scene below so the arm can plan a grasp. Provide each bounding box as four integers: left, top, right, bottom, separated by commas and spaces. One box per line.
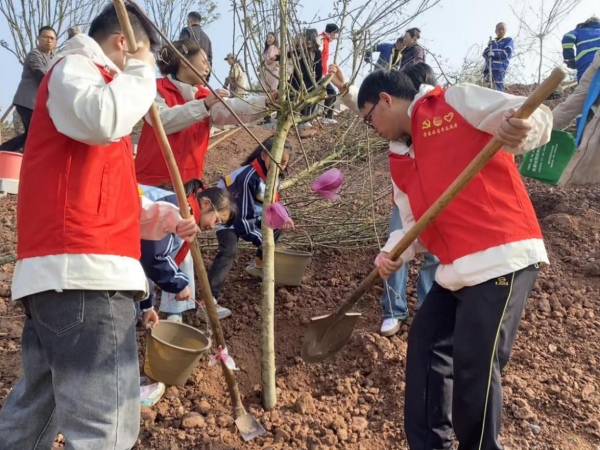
135, 39, 270, 187
318, 23, 340, 124
355, 70, 552, 449
0, 5, 198, 449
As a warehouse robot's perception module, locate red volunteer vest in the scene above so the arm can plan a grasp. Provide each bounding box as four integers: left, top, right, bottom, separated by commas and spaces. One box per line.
135, 78, 211, 186
17, 61, 141, 260
389, 87, 543, 265
173, 193, 202, 266
319, 33, 330, 75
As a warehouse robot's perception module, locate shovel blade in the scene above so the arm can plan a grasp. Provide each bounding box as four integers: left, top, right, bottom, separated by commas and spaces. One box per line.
235, 413, 266, 442
301, 312, 362, 363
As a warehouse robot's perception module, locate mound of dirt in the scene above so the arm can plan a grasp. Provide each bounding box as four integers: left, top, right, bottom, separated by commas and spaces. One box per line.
0, 124, 599, 450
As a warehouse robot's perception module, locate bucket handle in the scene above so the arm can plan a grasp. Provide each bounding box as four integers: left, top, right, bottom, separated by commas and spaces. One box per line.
279, 227, 314, 254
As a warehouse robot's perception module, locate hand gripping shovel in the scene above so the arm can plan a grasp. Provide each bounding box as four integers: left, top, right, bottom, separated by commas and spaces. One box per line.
112, 0, 265, 440
301, 68, 566, 363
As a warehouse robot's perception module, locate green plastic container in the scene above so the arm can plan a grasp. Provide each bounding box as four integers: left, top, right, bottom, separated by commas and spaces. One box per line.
519, 130, 576, 185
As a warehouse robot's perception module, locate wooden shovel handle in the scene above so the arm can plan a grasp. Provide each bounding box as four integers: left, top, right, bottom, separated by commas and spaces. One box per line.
113, 0, 246, 418
332, 67, 566, 320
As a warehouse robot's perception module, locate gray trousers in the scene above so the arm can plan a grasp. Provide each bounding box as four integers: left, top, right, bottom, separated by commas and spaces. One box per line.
0, 290, 140, 450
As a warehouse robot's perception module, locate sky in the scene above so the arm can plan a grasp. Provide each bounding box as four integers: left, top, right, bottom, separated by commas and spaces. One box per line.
0, 0, 598, 120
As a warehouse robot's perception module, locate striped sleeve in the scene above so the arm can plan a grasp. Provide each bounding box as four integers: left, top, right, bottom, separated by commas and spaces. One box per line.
140, 234, 190, 294
231, 168, 264, 247
562, 31, 577, 62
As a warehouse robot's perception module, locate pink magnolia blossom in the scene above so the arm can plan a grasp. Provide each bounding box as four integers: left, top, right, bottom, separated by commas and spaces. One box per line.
311, 168, 344, 200
265, 202, 289, 229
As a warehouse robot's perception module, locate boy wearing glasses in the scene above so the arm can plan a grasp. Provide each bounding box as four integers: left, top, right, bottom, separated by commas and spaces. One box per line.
355, 69, 552, 449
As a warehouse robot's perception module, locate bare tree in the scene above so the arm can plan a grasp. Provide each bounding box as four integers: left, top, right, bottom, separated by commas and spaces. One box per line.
512, 0, 582, 83
143, 0, 219, 41
227, 0, 442, 411
0, 0, 103, 62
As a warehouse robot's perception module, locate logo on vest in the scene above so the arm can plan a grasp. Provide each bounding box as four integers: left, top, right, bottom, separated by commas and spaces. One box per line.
421, 110, 458, 138
495, 276, 509, 286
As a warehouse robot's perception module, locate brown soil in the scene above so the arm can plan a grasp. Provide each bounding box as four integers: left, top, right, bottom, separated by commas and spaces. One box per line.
1, 121, 600, 450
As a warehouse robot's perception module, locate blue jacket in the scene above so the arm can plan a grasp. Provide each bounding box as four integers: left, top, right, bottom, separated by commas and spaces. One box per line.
218, 158, 281, 246
562, 22, 600, 82
138, 185, 190, 296
365, 43, 402, 69
482, 36, 514, 73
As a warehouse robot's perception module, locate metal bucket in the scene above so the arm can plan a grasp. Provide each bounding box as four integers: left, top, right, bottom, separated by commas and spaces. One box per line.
144, 321, 211, 386
274, 247, 312, 286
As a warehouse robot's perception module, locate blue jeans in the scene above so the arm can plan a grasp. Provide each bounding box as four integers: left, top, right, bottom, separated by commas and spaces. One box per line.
0, 290, 140, 450
381, 206, 439, 320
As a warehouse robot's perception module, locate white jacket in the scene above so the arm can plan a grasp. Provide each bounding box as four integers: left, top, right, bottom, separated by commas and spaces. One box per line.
145, 75, 268, 134
342, 83, 552, 290
12, 34, 184, 300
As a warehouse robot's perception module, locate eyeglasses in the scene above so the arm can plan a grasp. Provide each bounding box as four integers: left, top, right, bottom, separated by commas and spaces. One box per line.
363, 100, 379, 129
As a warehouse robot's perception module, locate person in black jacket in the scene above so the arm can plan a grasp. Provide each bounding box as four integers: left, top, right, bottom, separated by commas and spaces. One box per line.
179, 11, 213, 77
399, 27, 425, 70
289, 28, 323, 126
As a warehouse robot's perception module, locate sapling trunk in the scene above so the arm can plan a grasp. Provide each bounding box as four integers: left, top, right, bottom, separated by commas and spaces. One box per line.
260, 116, 292, 410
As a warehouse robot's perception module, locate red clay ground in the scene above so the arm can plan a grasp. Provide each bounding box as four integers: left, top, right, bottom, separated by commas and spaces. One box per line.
1, 123, 600, 449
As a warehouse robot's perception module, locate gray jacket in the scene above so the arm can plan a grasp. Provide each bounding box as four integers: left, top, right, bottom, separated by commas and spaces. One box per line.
553, 51, 600, 187
13, 48, 53, 110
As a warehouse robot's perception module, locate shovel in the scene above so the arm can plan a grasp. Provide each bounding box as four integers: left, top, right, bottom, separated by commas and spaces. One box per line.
112, 0, 265, 440
301, 67, 567, 364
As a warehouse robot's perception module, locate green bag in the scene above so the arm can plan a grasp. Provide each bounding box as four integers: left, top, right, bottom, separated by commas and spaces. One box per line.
519, 130, 576, 185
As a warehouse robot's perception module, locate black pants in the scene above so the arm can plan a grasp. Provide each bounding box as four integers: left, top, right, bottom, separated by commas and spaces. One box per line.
207, 228, 282, 300
0, 105, 34, 152
404, 264, 539, 450
324, 84, 337, 119
301, 104, 316, 118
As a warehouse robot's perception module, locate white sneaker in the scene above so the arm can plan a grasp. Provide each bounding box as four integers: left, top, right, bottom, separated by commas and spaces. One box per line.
166, 314, 183, 323
197, 300, 232, 322
298, 122, 313, 129
321, 118, 338, 124
380, 318, 401, 337
245, 260, 263, 278
140, 382, 165, 407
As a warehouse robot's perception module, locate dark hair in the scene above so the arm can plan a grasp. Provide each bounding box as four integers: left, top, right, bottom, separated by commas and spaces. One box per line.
325, 23, 339, 34
396, 37, 403, 44
169, 178, 238, 227
401, 63, 436, 90
405, 27, 421, 39
357, 69, 418, 110
304, 28, 319, 50
156, 39, 205, 76
264, 32, 278, 54
578, 16, 600, 28
241, 137, 294, 167
38, 26, 57, 36
188, 11, 202, 23
89, 4, 159, 50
